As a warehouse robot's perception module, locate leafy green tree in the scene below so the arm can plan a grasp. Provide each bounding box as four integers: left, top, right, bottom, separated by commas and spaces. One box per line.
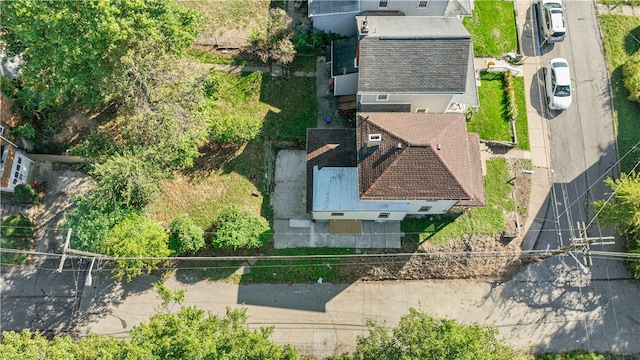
130, 306, 300, 360
212, 205, 271, 249
0, 330, 152, 360
99, 213, 170, 281
0, 0, 200, 111
350, 308, 519, 360
593, 171, 640, 278
64, 194, 134, 253
91, 153, 165, 209
168, 214, 205, 255
248, 8, 296, 67
623, 51, 640, 103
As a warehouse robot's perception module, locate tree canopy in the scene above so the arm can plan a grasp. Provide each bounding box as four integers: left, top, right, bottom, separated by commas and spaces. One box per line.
0, 0, 200, 111
0, 308, 300, 360
593, 171, 640, 278
344, 308, 519, 360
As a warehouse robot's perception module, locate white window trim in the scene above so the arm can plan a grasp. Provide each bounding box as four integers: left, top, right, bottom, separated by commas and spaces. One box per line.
0, 125, 5, 135
376, 94, 389, 102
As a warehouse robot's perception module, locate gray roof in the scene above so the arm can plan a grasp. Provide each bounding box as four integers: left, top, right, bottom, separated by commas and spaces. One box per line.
358, 37, 471, 93
308, 0, 359, 16
450, 42, 479, 108
332, 37, 359, 76
355, 16, 470, 39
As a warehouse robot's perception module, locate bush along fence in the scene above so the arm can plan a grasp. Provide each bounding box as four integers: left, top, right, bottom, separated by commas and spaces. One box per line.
482, 70, 520, 148
503, 71, 519, 146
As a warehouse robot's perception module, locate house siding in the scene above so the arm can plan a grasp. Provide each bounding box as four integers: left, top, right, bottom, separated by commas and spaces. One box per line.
359, 93, 452, 113
360, 0, 448, 15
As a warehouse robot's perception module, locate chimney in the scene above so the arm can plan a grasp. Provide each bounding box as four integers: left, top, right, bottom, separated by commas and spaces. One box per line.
361, 19, 369, 34
367, 134, 382, 147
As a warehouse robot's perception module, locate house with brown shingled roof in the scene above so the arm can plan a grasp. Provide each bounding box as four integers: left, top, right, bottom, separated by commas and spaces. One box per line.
307, 112, 484, 221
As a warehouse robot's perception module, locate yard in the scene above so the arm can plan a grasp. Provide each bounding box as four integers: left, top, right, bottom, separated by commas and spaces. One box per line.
463, 1, 518, 57
467, 72, 530, 150
401, 158, 515, 244
147, 72, 316, 230
599, 14, 640, 174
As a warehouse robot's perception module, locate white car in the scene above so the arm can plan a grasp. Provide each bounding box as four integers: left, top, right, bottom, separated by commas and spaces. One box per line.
544, 58, 572, 111
538, 0, 566, 43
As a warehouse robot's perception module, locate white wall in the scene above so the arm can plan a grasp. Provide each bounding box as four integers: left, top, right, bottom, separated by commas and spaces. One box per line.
360, 0, 448, 16
334, 73, 359, 96
359, 93, 453, 112
312, 210, 407, 221
312, 199, 457, 220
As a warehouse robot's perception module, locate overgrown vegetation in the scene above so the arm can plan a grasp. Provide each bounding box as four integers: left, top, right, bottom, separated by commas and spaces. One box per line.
599, 15, 640, 173
212, 205, 271, 250
11, 184, 39, 205
592, 171, 640, 279
168, 214, 205, 255
537, 351, 639, 360
402, 158, 514, 244
0, 214, 34, 265
463, 1, 518, 57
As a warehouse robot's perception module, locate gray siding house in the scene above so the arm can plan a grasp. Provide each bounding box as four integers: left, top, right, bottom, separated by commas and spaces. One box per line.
308, 0, 472, 36
356, 16, 478, 113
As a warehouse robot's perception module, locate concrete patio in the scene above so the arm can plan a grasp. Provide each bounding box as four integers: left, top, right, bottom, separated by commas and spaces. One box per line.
270, 150, 402, 249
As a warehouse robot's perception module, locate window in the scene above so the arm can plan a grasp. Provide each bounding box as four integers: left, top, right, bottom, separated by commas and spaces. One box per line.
416, 108, 427, 113
377, 94, 389, 101
418, 0, 428, 7
418, 206, 432, 212
331, 212, 344, 216
0, 125, 5, 135
378, 0, 388, 8
378, 213, 390, 219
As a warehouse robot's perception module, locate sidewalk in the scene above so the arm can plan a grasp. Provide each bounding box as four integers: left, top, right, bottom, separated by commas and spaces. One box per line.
515, 0, 552, 250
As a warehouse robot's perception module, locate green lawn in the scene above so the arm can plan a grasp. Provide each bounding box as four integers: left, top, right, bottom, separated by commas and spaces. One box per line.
599, 15, 640, 173
402, 158, 514, 244
0, 214, 34, 265
463, 1, 518, 57
147, 72, 316, 230
179, 0, 269, 37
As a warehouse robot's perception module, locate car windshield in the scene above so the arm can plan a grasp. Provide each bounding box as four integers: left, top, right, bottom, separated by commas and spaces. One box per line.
555, 85, 571, 97
544, 2, 562, 9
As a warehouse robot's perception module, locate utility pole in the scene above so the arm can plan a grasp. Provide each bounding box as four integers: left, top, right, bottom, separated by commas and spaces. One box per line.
57, 228, 72, 273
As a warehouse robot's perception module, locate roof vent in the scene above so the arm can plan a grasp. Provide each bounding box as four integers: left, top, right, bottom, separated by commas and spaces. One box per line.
436, 143, 441, 150
396, 143, 402, 149
367, 134, 382, 147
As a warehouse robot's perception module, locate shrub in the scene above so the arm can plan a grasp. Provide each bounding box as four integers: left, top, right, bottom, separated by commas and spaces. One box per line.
12, 183, 39, 205
623, 51, 640, 103
503, 71, 518, 120
211, 205, 271, 249
168, 214, 205, 255
12, 123, 36, 140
